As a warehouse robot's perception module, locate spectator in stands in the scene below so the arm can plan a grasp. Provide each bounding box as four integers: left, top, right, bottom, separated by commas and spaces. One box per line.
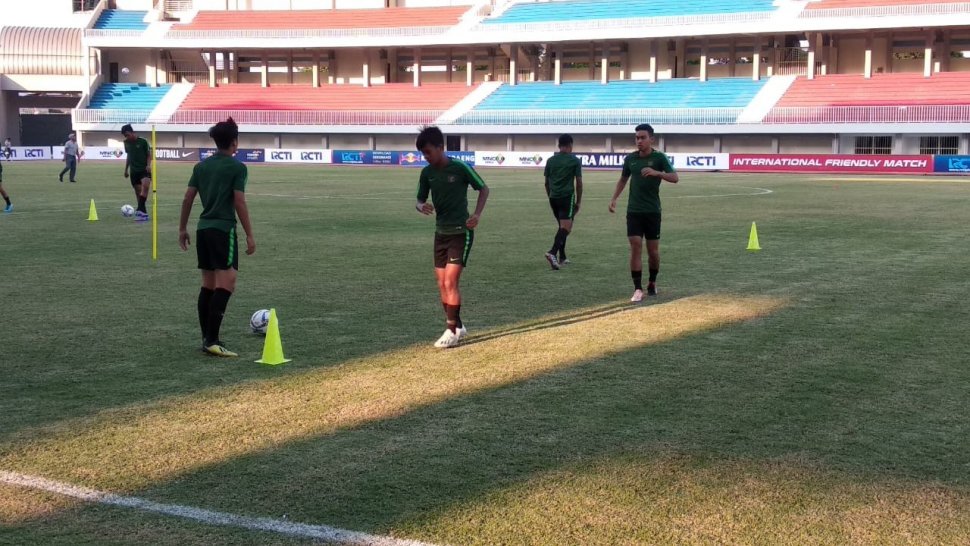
608, 124, 678, 302
59, 133, 80, 183
0, 157, 12, 212
543, 133, 583, 270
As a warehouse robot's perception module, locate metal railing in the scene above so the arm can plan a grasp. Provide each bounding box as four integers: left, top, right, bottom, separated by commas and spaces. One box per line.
800, 2, 970, 18
84, 29, 146, 38
166, 71, 210, 84
476, 11, 772, 33
455, 108, 745, 125
71, 105, 970, 127
166, 109, 445, 125
763, 105, 970, 124
73, 109, 155, 124
165, 25, 454, 40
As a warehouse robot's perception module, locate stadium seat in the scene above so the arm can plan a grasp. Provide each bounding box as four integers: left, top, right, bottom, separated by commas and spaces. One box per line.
457, 78, 766, 124
173, 7, 467, 31
169, 83, 477, 124
805, 0, 967, 9
766, 73, 970, 123
88, 83, 174, 110
92, 10, 149, 31
484, 0, 776, 24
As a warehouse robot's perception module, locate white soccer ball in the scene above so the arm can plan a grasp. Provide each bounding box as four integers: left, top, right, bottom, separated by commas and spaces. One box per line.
250, 309, 270, 334
121, 204, 135, 217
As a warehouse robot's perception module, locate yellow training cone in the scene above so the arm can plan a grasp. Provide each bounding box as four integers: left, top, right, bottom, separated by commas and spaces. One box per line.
256, 308, 291, 365
87, 199, 99, 221
747, 222, 761, 251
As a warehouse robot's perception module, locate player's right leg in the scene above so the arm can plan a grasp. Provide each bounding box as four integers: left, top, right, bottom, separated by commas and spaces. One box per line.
197, 228, 240, 357
627, 213, 646, 302
0, 183, 11, 212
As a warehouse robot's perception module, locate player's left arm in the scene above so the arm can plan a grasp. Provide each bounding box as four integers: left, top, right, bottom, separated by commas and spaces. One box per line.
178, 187, 197, 250
467, 184, 489, 229
465, 164, 489, 229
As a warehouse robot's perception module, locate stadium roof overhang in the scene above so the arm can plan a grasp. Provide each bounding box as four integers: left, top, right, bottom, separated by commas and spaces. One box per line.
0, 26, 84, 75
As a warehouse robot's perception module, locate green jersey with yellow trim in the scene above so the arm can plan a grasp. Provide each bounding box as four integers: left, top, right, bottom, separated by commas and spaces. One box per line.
417, 158, 487, 235
188, 153, 248, 233
621, 150, 676, 214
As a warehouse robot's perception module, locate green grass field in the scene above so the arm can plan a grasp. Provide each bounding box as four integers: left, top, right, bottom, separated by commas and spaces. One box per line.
1, 160, 968, 545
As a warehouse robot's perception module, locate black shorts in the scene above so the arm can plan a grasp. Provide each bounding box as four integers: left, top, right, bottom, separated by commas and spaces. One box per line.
196, 227, 238, 271
626, 213, 662, 240
131, 170, 151, 187
434, 231, 474, 268
549, 195, 576, 221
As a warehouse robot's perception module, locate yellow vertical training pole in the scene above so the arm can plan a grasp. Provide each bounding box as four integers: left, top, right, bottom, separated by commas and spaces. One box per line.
151, 124, 158, 261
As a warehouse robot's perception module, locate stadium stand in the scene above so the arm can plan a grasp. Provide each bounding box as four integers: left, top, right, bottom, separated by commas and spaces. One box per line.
484, 0, 777, 24
457, 78, 766, 124
765, 73, 970, 123
775, 73, 970, 106
805, 0, 968, 9
92, 10, 149, 31
168, 82, 476, 124
172, 7, 468, 31
88, 83, 173, 110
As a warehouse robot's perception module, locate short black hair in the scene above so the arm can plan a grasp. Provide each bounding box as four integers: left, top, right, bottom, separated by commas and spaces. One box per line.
635, 123, 655, 135
558, 134, 573, 148
416, 126, 444, 150
209, 117, 239, 150
120, 124, 134, 135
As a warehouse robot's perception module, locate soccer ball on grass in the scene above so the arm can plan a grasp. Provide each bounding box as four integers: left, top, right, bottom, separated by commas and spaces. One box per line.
120, 204, 135, 217
250, 309, 270, 334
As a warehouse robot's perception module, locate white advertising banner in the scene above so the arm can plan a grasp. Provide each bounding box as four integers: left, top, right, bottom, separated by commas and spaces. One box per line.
264, 149, 332, 164
3, 146, 53, 161
474, 151, 555, 168
666, 153, 730, 171
82, 146, 127, 160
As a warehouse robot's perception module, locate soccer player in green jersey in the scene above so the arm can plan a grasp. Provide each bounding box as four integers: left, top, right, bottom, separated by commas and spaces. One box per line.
543, 134, 583, 270
121, 124, 152, 221
608, 124, 678, 302
415, 126, 490, 348
178, 118, 256, 357
0, 160, 12, 213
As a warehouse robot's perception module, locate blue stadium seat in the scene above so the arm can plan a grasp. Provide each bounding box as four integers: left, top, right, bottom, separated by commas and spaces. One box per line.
458, 78, 766, 124
93, 10, 149, 31
485, 0, 776, 24
88, 83, 173, 110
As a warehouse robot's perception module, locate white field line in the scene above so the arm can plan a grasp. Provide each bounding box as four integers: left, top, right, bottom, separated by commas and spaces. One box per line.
0, 470, 440, 546
3, 186, 774, 216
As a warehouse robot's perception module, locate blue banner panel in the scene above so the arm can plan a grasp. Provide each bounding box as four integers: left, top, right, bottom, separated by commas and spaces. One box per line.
934, 155, 970, 173
199, 148, 265, 163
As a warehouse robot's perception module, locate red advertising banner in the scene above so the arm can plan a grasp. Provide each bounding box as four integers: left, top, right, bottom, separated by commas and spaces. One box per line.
730, 154, 933, 174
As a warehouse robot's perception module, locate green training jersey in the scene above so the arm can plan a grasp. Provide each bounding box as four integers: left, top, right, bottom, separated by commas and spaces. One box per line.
125, 137, 151, 172
621, 150, 675, 214
188, 153, 248, 232
544, 152, 582, 199
417, 158, 487, 235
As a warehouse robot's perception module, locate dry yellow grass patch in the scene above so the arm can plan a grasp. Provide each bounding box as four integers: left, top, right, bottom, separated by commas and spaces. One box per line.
417, 454, 970, 546
0, 483, 81, 525
0, 295, 784, 504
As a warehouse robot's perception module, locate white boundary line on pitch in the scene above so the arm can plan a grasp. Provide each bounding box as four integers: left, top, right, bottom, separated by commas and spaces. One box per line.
5, 186, 773, 216
0, 471, 440, 546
